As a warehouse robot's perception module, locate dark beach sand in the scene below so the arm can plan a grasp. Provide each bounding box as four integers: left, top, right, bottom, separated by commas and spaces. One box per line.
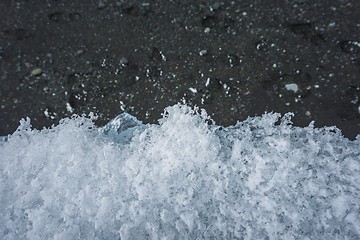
0, 0, 359, 139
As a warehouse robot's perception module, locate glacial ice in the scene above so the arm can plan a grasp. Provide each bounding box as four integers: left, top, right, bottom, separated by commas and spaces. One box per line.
0, 104, 359, 239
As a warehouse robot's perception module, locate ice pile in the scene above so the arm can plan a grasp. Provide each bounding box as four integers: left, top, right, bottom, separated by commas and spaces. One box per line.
0, 104, 359, 239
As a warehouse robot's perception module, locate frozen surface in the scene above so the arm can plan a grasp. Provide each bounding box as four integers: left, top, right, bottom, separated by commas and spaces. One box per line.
0, 104, 360, 239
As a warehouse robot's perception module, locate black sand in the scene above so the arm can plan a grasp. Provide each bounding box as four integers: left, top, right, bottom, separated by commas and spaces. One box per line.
0, 0, 359, 139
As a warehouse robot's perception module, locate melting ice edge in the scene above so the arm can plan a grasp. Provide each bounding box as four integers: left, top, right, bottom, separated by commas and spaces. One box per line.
0, 104, 359, 239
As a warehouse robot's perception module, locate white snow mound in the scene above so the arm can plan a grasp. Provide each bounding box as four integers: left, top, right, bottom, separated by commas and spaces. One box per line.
0, 104, 359, 239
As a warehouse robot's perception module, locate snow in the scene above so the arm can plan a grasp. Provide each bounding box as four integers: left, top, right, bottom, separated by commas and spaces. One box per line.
188, 87, 198, 94
0, 104, 359, 239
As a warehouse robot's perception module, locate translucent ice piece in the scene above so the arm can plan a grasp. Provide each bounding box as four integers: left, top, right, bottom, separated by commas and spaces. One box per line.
100, 112, 144, 143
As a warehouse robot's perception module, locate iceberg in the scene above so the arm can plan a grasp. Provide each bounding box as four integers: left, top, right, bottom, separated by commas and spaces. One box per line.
0, 104, 359, 239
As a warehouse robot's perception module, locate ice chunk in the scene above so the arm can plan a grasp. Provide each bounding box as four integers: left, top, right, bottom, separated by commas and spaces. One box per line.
100, 112, 143, 143
0, 104, 359, 239
285, 83, 299, 93
0, 136, 7, 143
199, 50, 207, 56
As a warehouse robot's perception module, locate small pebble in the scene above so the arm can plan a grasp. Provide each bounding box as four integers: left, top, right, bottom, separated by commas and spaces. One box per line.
305, 111, 311, 117
31, 68, 42, 76
120, 57, 129, 66
210, 2, 220, 11
97, 1, 106, 9
47, 53, 53, 64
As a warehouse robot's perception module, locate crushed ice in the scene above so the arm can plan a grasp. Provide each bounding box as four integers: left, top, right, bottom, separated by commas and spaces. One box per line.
0, 104, 359, 239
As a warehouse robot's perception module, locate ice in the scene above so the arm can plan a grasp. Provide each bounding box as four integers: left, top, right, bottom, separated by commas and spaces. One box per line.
1, 104, 359, 239
285, 83, 299, 93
